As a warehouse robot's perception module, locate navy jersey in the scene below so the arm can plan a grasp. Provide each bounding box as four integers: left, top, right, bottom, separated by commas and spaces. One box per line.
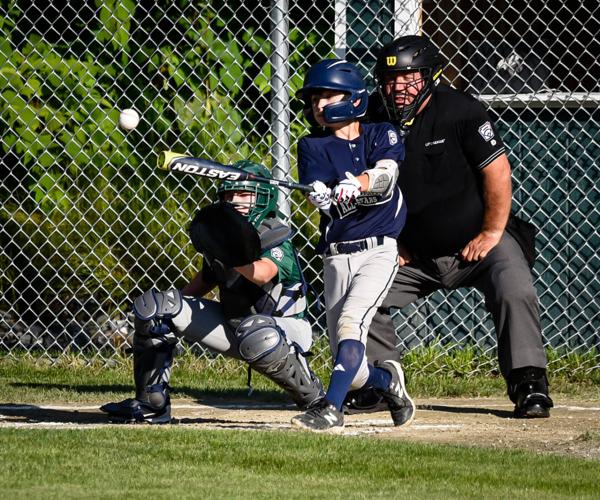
298, 122, 407, 253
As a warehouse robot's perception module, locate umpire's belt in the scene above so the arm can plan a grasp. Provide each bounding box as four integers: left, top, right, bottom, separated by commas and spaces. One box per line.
325, 236, 386, 256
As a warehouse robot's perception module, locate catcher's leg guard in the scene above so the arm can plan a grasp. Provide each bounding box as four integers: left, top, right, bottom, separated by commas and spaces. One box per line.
100, 319, 176, 423
132, 317, 177, 409
236, 315, 324, 409
101, 290, 181, 423
131, 288, 182, 408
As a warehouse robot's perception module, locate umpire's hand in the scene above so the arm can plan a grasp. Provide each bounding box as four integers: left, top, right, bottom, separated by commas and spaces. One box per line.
461, 229, 503, 262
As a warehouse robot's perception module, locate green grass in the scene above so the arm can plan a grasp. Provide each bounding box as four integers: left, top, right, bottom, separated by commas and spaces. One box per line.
1, 351, 599, 405
0, 427, 598, 499
1, 355, 598, 498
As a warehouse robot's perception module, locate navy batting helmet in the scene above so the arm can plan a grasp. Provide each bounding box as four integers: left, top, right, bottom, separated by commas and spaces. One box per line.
296, 59, 368, 124
374, 35, 444, 129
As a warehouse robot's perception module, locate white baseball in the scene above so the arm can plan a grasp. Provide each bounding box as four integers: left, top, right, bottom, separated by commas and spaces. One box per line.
118, 108, 140, 131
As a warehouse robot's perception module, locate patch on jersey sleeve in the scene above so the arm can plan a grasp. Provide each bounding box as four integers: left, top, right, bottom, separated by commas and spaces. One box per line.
478, 121, 495, 142
388, 129, 398, 145
270, 247, 284, 262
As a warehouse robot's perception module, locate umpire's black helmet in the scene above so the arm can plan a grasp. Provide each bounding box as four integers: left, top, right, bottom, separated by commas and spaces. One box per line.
374, 35, 444, 129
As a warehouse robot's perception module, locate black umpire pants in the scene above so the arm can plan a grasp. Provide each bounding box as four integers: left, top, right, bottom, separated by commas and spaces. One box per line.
366, 232, 548, 379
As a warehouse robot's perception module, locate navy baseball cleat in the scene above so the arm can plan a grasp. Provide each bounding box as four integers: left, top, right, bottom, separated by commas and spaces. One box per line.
100, 397, 172, 424
291, 398, 344, 432
377, 360, 415, 426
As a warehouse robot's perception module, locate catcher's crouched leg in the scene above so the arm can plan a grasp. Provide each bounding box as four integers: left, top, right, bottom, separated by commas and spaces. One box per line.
236, 315, 324, 409
100, 289, 181, 424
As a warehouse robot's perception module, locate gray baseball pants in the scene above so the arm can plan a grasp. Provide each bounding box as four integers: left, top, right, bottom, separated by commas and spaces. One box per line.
171, 297, 313, 357
367, 232, 547, 378
323, 237, 399, 388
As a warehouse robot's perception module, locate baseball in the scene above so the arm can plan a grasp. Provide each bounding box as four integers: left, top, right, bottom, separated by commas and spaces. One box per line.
118, 108, 140, 131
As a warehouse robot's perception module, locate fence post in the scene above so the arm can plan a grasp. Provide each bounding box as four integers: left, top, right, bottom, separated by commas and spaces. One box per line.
270, 0, 291, 220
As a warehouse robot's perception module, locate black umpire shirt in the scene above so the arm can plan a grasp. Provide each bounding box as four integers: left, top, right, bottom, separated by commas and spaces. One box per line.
369, 84, 506, 257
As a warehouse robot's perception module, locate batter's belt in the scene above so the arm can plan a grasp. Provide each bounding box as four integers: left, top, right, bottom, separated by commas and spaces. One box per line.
324, 235, 386, 256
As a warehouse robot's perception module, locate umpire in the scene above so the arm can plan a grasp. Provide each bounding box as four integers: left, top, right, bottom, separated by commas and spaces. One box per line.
352, 35, 553, 418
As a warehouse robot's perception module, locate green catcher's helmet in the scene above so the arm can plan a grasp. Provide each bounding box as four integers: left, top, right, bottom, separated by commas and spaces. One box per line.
217, 160, 279, 227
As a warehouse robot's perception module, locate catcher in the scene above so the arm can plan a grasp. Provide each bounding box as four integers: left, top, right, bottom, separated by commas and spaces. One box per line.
101, 160, 324, 423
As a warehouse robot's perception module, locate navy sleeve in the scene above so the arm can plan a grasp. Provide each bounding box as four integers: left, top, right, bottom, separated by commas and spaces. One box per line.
369, 123, 405, 165
298, 137, 320, 185
460, 100, 505, 170
298, 136, 338, 186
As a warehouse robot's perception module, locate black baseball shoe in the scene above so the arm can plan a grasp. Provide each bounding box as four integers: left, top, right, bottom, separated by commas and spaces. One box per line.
508, 367, 553, 418
291, 398, 344, 432
100, 397, 172, 424
343, 387, 388, 415
376, 360, 415, 427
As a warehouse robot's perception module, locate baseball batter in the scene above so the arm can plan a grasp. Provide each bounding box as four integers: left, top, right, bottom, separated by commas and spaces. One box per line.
290, 59, 415, 432
101, 161, 324, 424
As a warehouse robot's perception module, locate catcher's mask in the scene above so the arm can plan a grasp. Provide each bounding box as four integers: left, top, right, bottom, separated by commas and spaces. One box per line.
374, 35, 444, 131
217, 160, 278, 227
296, 59, 368, 125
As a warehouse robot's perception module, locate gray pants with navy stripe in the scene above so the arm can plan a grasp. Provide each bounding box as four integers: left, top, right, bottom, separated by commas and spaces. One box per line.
171, 297, 313, 357
367, 232, 547, 379
323, 237, 399, 389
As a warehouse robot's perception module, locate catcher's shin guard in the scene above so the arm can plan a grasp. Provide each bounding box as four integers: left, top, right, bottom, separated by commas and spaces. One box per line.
129, 288, 183, 408
132, 317, 178, 410
236, 315, 324, 409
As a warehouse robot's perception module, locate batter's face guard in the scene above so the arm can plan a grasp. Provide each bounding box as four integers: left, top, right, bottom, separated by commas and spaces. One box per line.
296, 59, 368, 124
375, 35, 444, 130
217, 160, 278, 227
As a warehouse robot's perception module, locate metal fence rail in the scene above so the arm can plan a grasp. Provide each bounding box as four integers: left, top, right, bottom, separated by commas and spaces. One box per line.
1, 1, 598, 375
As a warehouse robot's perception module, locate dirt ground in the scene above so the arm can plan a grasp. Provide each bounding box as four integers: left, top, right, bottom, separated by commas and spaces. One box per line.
1, 397, 599, 460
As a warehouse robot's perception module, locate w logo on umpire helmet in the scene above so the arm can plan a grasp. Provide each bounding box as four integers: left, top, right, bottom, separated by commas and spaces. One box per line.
386, 56, 396, 66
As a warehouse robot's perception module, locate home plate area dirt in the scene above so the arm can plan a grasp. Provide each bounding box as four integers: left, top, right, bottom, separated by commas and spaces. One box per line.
1, 397, 599, 460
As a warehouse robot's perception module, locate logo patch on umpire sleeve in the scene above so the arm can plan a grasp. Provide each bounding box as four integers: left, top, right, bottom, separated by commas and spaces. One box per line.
388, 129, 398, 145
478, 121, 495, 142
270, 247, 284, 262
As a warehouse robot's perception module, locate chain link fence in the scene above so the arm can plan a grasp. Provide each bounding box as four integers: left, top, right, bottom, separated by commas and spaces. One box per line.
1, 1, 598, 375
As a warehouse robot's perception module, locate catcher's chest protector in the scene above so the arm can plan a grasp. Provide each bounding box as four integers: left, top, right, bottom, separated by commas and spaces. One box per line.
216, 218, 305, 319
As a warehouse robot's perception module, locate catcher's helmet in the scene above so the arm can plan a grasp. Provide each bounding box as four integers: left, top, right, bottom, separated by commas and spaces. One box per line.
374, 35, 444, 129
217, 160, 278, 227
296, 59, 368, 124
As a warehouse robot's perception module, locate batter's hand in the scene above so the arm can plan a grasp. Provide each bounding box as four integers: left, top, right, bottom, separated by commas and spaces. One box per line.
308, 181, 332, 211
461, 230, 503, 262
333, 172, 362, 203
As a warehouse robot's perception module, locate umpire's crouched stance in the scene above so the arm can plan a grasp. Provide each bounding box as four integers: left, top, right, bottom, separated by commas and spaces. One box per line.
101, 161, 324, 423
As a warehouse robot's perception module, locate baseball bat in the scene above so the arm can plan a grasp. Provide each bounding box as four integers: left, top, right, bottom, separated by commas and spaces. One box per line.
158, 151, 313, 193
158, 150, 383, 207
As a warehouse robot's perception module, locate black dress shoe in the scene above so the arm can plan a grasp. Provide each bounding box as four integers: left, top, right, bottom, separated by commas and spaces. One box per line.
508, 367, 554, 419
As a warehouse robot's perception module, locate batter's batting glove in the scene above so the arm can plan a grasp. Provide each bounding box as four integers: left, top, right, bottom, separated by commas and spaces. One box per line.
333, 172, 362, 203
308, 181, 332, 212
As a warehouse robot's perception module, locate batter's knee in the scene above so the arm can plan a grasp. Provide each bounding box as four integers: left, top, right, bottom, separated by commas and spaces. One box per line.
336, 314, 362, 342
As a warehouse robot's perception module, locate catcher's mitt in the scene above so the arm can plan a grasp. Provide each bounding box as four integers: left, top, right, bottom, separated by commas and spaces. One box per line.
189, 202, 261, 267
